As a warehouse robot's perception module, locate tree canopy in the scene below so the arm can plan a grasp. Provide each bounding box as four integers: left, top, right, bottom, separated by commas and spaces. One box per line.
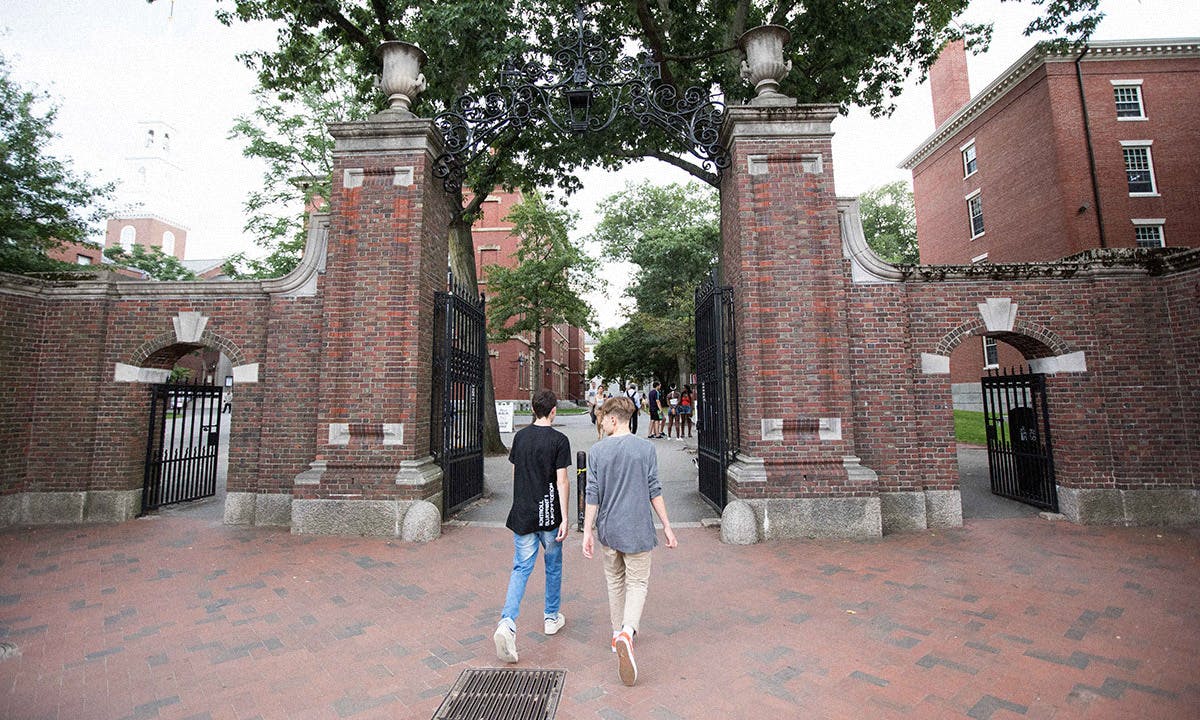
210, 0, 1103, 193
588, 181, 718, 386
0, 51, 112, 275
858, 180, 919, 264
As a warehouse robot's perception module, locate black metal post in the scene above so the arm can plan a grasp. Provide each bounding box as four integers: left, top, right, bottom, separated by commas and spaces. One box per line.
576, 450, 587, 530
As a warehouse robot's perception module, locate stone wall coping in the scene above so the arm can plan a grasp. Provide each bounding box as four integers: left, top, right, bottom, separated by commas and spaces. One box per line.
837, 200, 1200, 284
0, 213, 330, 301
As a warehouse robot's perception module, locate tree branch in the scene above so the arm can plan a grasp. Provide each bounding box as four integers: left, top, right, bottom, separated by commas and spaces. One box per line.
662, 45, 740, 64
770, 0, 800, 27
619, 149, 718, 187
369, 0, 397, 42
316, 8, 376, 55
635, 0, 677, 87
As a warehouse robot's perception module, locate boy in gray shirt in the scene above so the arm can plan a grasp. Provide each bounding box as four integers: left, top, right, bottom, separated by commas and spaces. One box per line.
582, 395, 677, 686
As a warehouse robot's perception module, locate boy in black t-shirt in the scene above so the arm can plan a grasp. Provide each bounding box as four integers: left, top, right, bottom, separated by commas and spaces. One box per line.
494, 389, 572, 663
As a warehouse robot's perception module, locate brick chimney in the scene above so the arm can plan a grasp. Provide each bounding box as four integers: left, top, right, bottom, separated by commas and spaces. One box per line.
930, 39, 971, 127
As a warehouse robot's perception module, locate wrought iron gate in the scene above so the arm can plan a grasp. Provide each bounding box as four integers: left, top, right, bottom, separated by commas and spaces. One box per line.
694, 270, 739, 511
981, 368, 1058, 511
142, 379, 223, 512
431, 272, 487, 518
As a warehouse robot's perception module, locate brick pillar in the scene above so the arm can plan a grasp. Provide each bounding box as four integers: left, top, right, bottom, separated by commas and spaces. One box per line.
719, 103, 881, 538
289, 114, 452, 536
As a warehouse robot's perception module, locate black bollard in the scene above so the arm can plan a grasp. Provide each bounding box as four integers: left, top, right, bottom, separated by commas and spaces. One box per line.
576, 450, 587, 530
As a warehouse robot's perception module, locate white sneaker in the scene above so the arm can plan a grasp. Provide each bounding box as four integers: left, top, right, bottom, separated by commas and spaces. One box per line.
544, 613, 565, 635
614, 630, 637, 686
493, 623, 518, 663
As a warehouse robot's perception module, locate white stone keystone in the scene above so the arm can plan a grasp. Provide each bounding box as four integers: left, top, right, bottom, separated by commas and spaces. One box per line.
173, 311, 208, 343
978, 298, 1018, 332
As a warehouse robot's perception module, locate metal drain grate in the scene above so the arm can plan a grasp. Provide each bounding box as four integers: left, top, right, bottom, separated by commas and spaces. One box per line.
432, 668, 566, 720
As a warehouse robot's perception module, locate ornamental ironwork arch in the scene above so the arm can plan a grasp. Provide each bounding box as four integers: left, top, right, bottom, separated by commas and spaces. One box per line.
432, 5, 730, 192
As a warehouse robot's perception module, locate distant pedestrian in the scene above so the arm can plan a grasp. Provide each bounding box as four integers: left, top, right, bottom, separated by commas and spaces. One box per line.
665, 385, 680, 438
647, 381, 663, 439
582, 396, 678, 687
678, 385, 694, 438
625, 384, 643, 435
494, 389, 572, 664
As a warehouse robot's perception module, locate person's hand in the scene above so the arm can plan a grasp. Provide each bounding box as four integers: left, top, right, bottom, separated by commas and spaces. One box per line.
582, 530, 594, 559
556, 521, 568, 542
663, 526, 678, 549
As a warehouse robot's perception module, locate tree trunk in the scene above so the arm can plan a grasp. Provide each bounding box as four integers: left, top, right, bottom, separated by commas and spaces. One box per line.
676, 352, 690, 389
449, 215, 507, 455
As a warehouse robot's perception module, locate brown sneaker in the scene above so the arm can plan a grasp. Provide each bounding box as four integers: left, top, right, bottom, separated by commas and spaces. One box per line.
614, 630, 637, 686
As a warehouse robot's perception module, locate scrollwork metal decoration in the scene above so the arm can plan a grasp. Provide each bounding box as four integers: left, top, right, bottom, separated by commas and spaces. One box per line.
432, 5, 730, 192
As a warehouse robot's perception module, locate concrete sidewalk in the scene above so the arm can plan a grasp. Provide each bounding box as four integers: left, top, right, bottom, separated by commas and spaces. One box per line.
457, 411, 716, 526
2, 514, 1198, 719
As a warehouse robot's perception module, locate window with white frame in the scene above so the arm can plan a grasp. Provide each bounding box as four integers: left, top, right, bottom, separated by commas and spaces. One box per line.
1121, 142, 1157, 195
120, 225, 136, 250
76, 254, 93, 265
982, 336, 999, 368
1112, 80, 1145, 120
966, 191, 984, 238
961, 140, 977, 177
1133, 222, 1165, 248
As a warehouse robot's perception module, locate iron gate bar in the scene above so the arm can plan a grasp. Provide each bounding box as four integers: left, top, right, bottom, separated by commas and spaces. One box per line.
694, 268, 738, 511
981, 367, 1058, 512
142, 379, 222, 512
432, 270, 487, 519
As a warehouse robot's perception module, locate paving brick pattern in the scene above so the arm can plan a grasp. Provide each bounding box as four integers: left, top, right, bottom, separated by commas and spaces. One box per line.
1, 517, 1198, 719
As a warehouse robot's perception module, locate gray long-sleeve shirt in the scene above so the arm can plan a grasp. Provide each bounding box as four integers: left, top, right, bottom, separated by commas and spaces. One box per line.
585, 433, 660, 554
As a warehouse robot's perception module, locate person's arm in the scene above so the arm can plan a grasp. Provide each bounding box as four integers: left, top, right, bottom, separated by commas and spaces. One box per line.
651, 495, 677, 548
582, 503, 599, 558
555, 466, 570, 541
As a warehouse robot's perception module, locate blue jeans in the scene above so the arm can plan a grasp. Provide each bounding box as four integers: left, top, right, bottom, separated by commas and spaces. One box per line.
500, 530, 562, 628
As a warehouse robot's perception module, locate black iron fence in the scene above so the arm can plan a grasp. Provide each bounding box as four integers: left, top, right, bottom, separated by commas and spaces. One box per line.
142, 378, 223, 512
431, 271, 487, 518
981, 367, 1058, 512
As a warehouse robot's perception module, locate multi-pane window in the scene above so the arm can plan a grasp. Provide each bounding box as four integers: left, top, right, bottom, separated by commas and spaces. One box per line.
966, 192, 984, 238
1113, 82, 1145, 119
983, 336, 999, 368
1134, 224, 1165, 248
1122, 144, 1157, 195
961, 141, 977, 177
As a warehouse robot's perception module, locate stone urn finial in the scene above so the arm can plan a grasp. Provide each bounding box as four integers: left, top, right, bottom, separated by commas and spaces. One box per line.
739, 25, 794, 105
378, 41, 428, 116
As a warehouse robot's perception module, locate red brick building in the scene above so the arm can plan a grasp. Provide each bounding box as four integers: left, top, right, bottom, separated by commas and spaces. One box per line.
473, 189, 587, 404
901, 38, 1200, 396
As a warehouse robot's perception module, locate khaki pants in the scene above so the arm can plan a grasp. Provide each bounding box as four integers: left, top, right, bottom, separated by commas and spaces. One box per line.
602, 545, 652, 633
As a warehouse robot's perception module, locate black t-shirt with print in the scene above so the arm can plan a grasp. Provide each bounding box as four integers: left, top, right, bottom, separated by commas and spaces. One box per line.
506, 423, 572, 535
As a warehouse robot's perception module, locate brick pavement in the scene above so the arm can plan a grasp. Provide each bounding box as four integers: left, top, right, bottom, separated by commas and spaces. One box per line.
1, 516, 1198, 719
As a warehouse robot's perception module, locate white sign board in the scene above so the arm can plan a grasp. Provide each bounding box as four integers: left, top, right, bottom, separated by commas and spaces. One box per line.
497, 402, 514, 433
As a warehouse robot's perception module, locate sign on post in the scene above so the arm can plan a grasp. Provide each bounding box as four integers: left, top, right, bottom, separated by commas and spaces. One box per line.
497, 401, 514, 433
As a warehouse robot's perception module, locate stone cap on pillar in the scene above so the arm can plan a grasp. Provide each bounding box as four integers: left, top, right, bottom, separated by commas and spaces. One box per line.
719, 103, 841, 148
327, 118, 446, 157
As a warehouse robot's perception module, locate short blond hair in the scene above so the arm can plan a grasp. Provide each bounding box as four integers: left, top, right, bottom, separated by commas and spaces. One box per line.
601, 395, 635, 423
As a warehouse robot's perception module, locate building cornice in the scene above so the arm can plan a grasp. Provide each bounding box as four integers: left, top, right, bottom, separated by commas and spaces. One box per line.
899, 38, 1200, 170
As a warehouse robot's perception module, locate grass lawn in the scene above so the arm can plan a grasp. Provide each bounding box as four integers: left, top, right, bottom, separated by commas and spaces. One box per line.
954, 410, 988, 446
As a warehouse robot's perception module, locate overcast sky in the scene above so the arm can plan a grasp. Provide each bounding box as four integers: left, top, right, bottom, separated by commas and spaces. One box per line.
4, 0, 1198, 299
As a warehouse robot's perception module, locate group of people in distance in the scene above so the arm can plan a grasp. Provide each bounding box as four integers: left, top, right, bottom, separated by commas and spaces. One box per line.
493, 387, 677, 688
590, 381, 695, 440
